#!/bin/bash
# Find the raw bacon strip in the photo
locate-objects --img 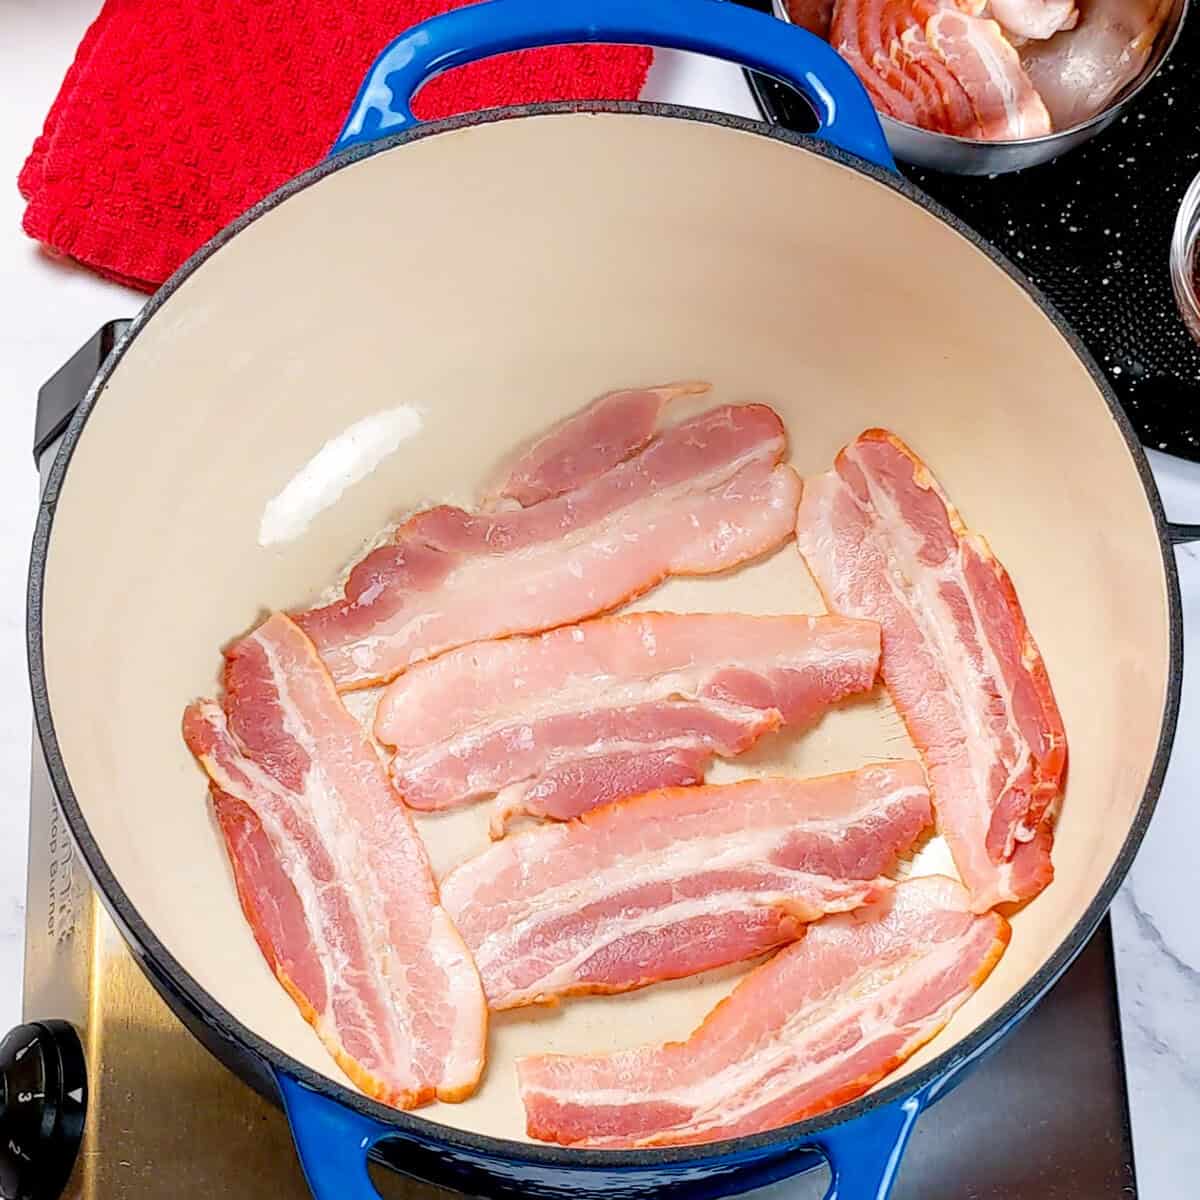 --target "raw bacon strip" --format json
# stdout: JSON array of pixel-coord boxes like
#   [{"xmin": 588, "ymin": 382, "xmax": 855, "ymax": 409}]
[
  {"xmin": 294, "ymin": 404, "xmax": 803, "ymax": 690},
  {"xmin": 925, "ymin": 10, "xmax": 1052, "ymax": 137},
  {"xmin": 373, "ymin": 611, "xmax": 882, "ymax": 830},
  {"xmin": 896, "ymin": 23, "xmax": 984, "ymax": 138},
  {"xmin": 832, "ymin": 0, "xmax": 928, "ymax": 127},
  {"xmin": 483, "ymin": 382, "xmax": 710, "ymax": 508},
  {"xmin": 891, "ymin": 0, "xmax": 988, "ymax": 135},
  {"xmin": 835, "ymin": 0, "xmax": 991, "ymax": 133},
  {"xmin": 831, "ymin": 0, "xmax": 1051, "ymax": 139},
  {"xmin": 182, "ymin": 613, "xmax": 486, "ymax": 1110},
  {"xmin": 795, "ymin": 430, "xmax": 1067, "ymax": 911},
  {"xmin": 518, "ymin": 876, "xmax": 1009, "ymax": 1147},
  {"xmin": 441, "ymin": 764, "xmax": 932, "ymax": 1010}
]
